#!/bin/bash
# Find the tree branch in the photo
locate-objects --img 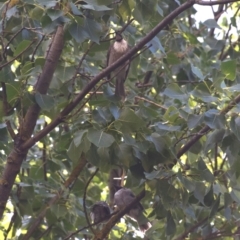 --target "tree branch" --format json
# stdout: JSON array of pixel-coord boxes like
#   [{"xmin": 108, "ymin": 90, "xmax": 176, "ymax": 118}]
[
  {"xmin": 22, "ymin": 154, "xmax": 87, "ymax": 240},
  {"xmin": 177, "ymin": 93, "xmax": 240, "ymax": 159},
  {"xmin": 0, "ymin": 39, "xmax": 37, "ymax": 70},
  {"xmin": 20, "ymin": 0, "xmax": 197, "ymax": 151},
  {"xmin": 93, "ymin": 190, "xmax": 145, "ymax": 240},
  {"xmin": 174, "ymin": 206, "xmax": 224, "ymax": 240},
  {"xmin": 0, "ymin": 25, "xmax": 64, "ymax": 219},
  {"xmin": 197, "ymin": 0, "xmax": 240, "ymax": 5},
  {"xmin": 83, "ymin": 168, "xmax": 99, "ymax": 236}
]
